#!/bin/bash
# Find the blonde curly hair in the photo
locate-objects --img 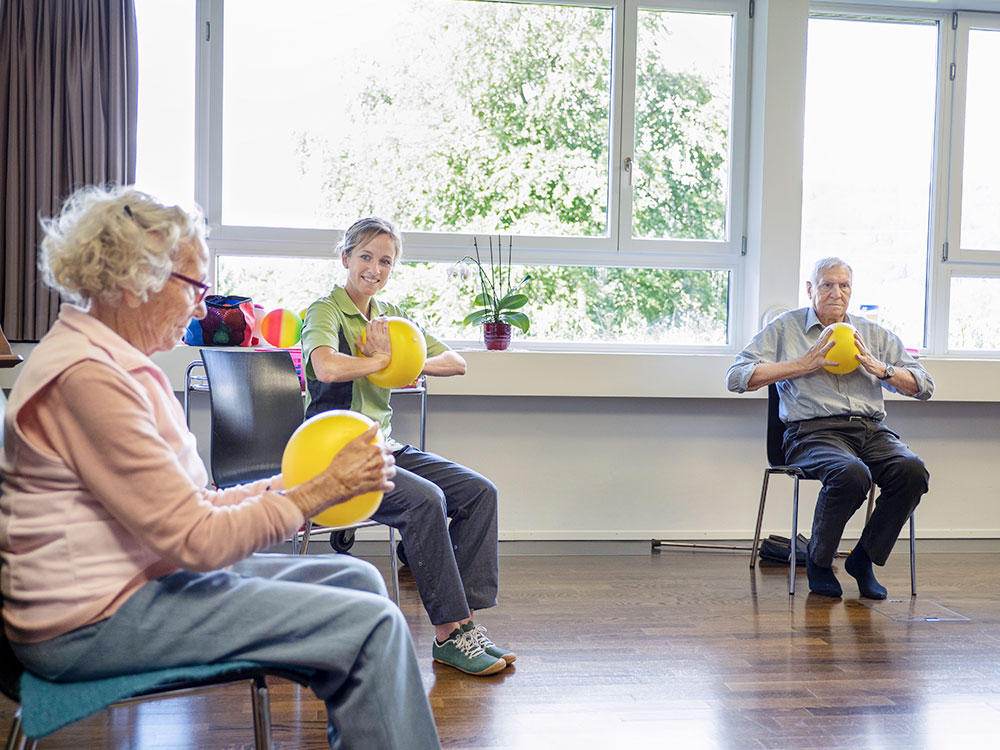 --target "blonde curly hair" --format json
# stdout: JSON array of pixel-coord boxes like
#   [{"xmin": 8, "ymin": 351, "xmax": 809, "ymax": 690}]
[{"xmin": 39, "ymin": 185, "xmax": 206, "ymax": 307}]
